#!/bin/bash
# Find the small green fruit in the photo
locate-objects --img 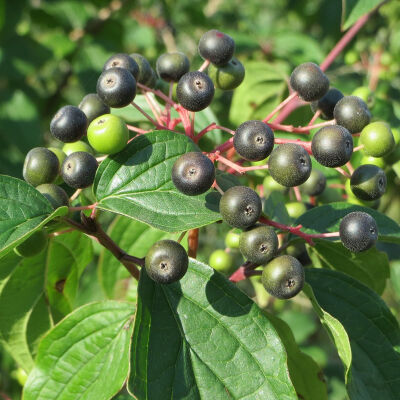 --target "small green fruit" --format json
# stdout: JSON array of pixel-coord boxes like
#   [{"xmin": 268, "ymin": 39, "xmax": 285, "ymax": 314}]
[
  {"xmin": 62, "ymin": 141, "xmax": 93, "ymax": 156},
  {"xmin": 360, "ymin": 121, "xmax": 395, "ymax": 157},
  {"xmin": 209, "ymin": 249, "xmax": 233, "ymax": 272}
]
